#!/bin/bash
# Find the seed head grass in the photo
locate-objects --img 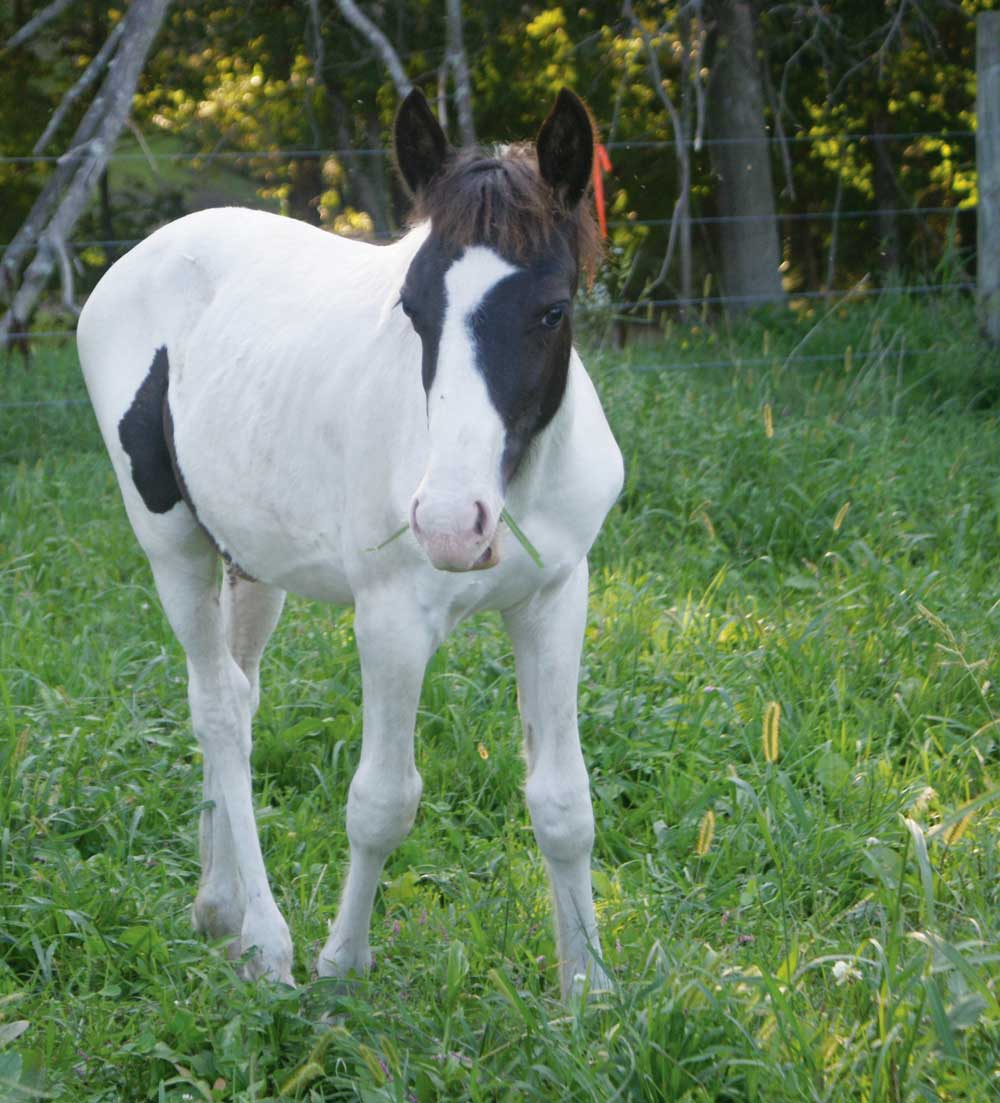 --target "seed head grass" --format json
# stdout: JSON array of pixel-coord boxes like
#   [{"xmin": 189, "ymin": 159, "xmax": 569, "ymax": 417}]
[{"xmin": 1, "ymin": 293, "xmax": 998, "ymax": 1100}]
